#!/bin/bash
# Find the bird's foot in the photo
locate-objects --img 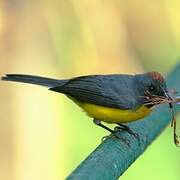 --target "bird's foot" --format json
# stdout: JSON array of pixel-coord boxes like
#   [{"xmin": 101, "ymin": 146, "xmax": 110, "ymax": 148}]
[{"xmin": 114, "ymin": 124, "xmax": 140, "ymax": 141}]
